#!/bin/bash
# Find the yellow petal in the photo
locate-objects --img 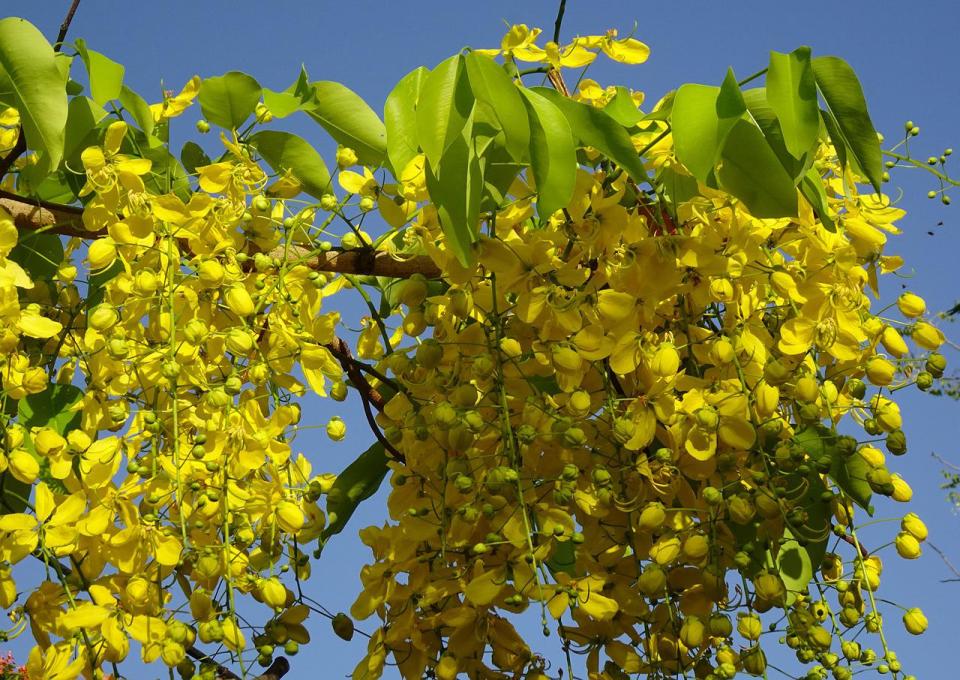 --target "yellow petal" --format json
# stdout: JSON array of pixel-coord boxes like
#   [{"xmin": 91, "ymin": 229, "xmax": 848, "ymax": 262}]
[
  {"xmin": 59, "ymin": 603, "xmax": 110, "ymax": 631},
  {"xmin": 18, "ymin": 311, "xmax": 63, "ymax": 338},
  {"xmin": 603, "ymin": 38, "xmax": 651, "ymax": 64},
  {"xmin": 465, "ymin": 566, "xmax": 506, "ymax": 606}
]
